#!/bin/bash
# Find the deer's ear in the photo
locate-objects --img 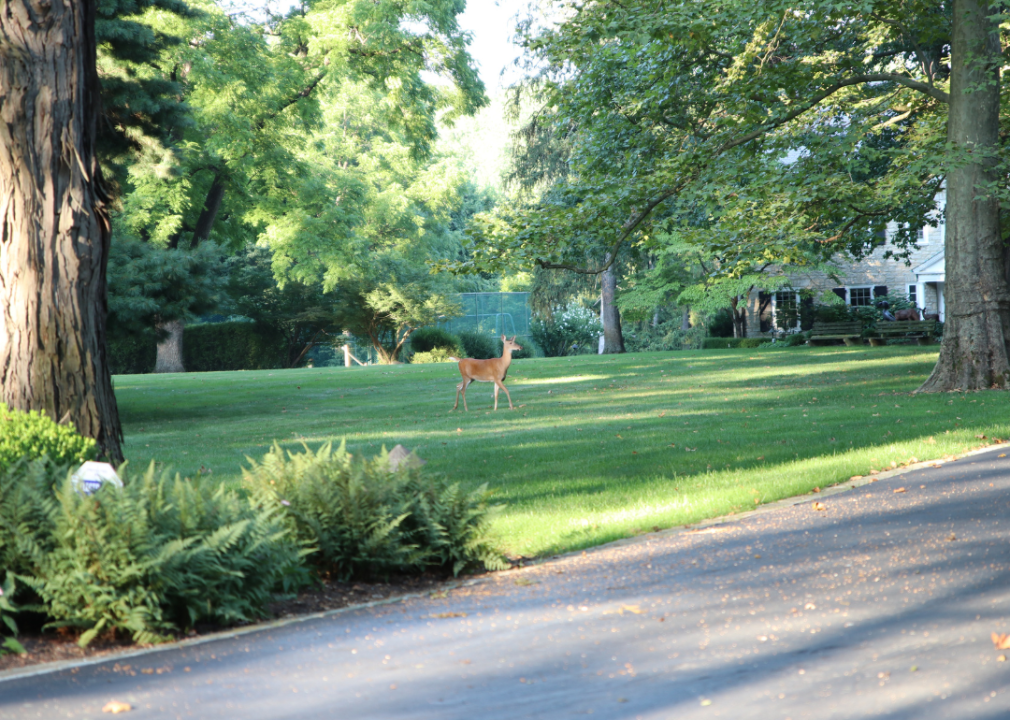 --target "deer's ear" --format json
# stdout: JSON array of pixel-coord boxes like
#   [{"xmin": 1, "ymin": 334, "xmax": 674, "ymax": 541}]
[
  {"xmin": 510, "ymin": 335, "xmax": 516, "ymax": 342},
  {"xmin": 501, "ymin": 334, "xmax": 506, "ymax": 342}
]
